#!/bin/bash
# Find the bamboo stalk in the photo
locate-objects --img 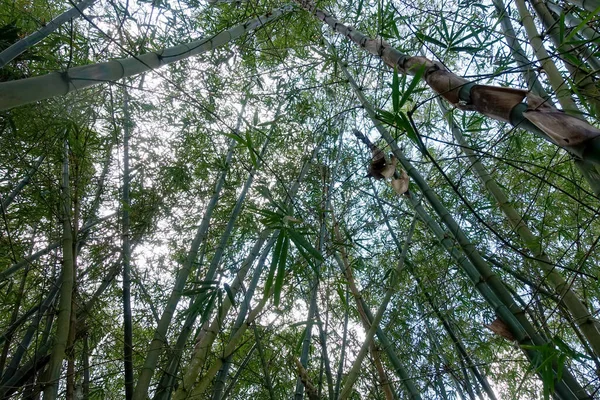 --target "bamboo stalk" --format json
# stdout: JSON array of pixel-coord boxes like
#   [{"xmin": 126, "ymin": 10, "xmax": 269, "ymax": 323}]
[
  {"xmin": 0, "ymin": 0, "xmax": 97, "ymax": 68},
  {"xmin": 0, "ymin": 6, "xmax": 293, "ymax": 111},
  {"xmin": 438, "ymin": 98, "xmax": 600, "ymax": 357}
]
